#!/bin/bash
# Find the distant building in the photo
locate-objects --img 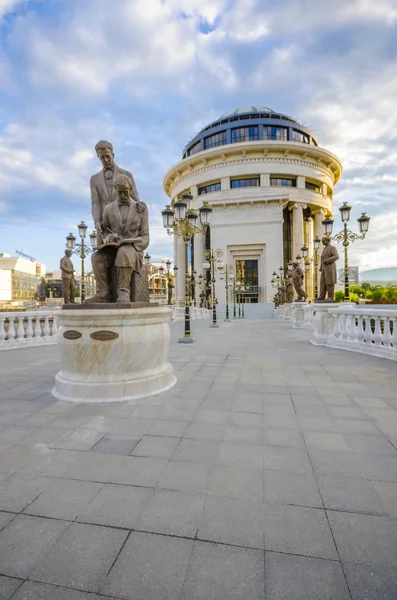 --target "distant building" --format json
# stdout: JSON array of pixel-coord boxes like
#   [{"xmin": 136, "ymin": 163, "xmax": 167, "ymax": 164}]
[
  {"xmin": 338, "ymin": 266, "xmax": 359, "ymax": 285},
  {"xmin": 0, "ymin": 253, "xmax": 45, "ymax": 308}
]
